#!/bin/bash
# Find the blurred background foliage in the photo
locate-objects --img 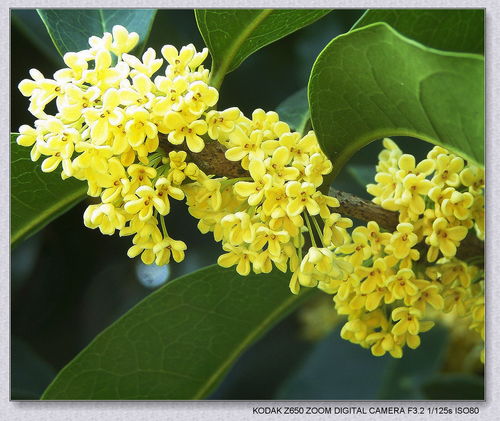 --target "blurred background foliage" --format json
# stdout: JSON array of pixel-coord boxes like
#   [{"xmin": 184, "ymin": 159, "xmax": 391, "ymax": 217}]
[{"xmin": 11, "ymin": 9, "xmax": 483, "ymax": 400}]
